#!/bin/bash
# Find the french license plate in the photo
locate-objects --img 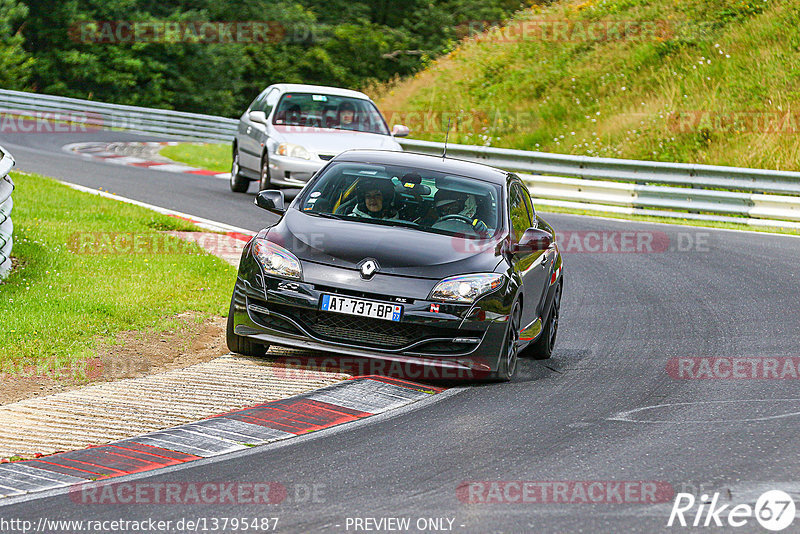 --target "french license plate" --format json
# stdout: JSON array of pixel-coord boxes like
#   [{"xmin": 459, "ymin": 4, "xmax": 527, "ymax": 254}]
[{"xmin": 320, "ymin": 294, "xmax": 402, "ymax": 322}]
